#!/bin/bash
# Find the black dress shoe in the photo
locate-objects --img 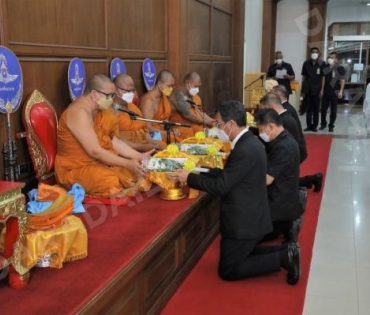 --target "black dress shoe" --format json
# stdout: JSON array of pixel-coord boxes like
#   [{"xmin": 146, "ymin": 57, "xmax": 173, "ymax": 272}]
[
  {"xmin": 313, "ymin": 173, "xmax": 323, "ymax": 192},
  {"xmin": 286, "ymin": 216, "xmax": 303, "ymax": 243},
  {"xmin": 280, "ymin": 243, "xmax": 301, "ymax": 285},
  {"xmin": 328, "ymin": 127, "xmax": 334, "ymax": 132},
  {"xmin": 303, "ymin": 127, "xmax": 311, "ymax": 132},
  {"xmin": 311, "ymin": 127, "xmax": 318, "ymax": 132},
  {"xmin": 319, "ymin": 125, "xmax": 326, "ymax": 130}
]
